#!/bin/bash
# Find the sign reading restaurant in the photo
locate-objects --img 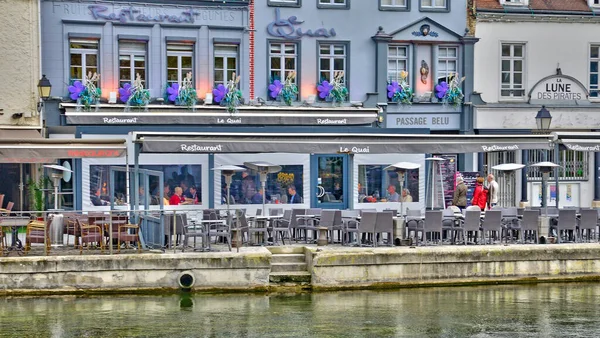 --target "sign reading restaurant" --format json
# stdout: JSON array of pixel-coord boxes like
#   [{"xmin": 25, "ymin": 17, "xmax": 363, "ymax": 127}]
[{"xmin": 529, "ymin": 75, "xmax": 588, "ymax": 102}]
